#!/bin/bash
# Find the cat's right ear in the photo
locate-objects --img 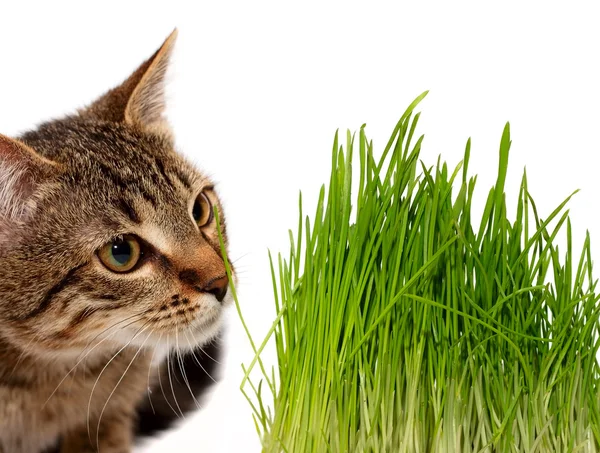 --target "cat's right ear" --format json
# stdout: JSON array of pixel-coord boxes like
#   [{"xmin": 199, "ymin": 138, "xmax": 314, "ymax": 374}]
[
  {"xmin": 0, "ymin": 134, "xmax": 55, "ymax": 224},
  {"xmin": 79, "ymin": 30, "xmax": 177, "ymax": 136}
]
